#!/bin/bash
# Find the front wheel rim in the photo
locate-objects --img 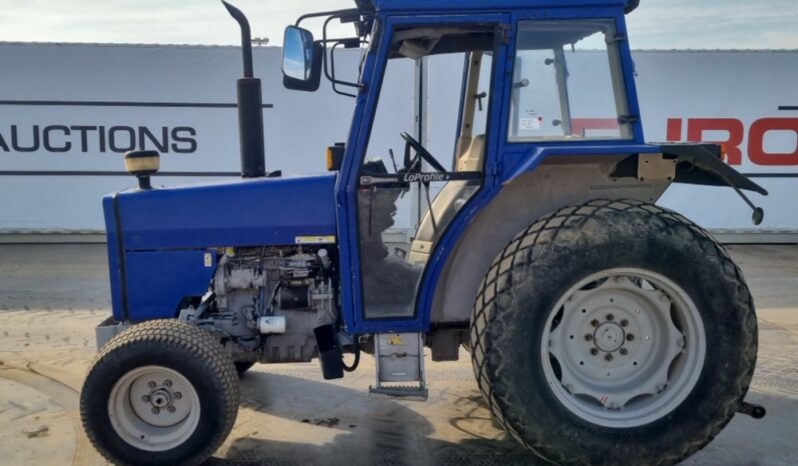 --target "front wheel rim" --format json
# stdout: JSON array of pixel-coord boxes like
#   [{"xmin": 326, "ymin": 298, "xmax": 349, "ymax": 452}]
[
  {"xmin": 541, "ymin": 268, "xmax": 706, "ymax": 428},
  {"xmin": 108, "ymin": 365, "xmax": 201, "ymax": 451}
]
